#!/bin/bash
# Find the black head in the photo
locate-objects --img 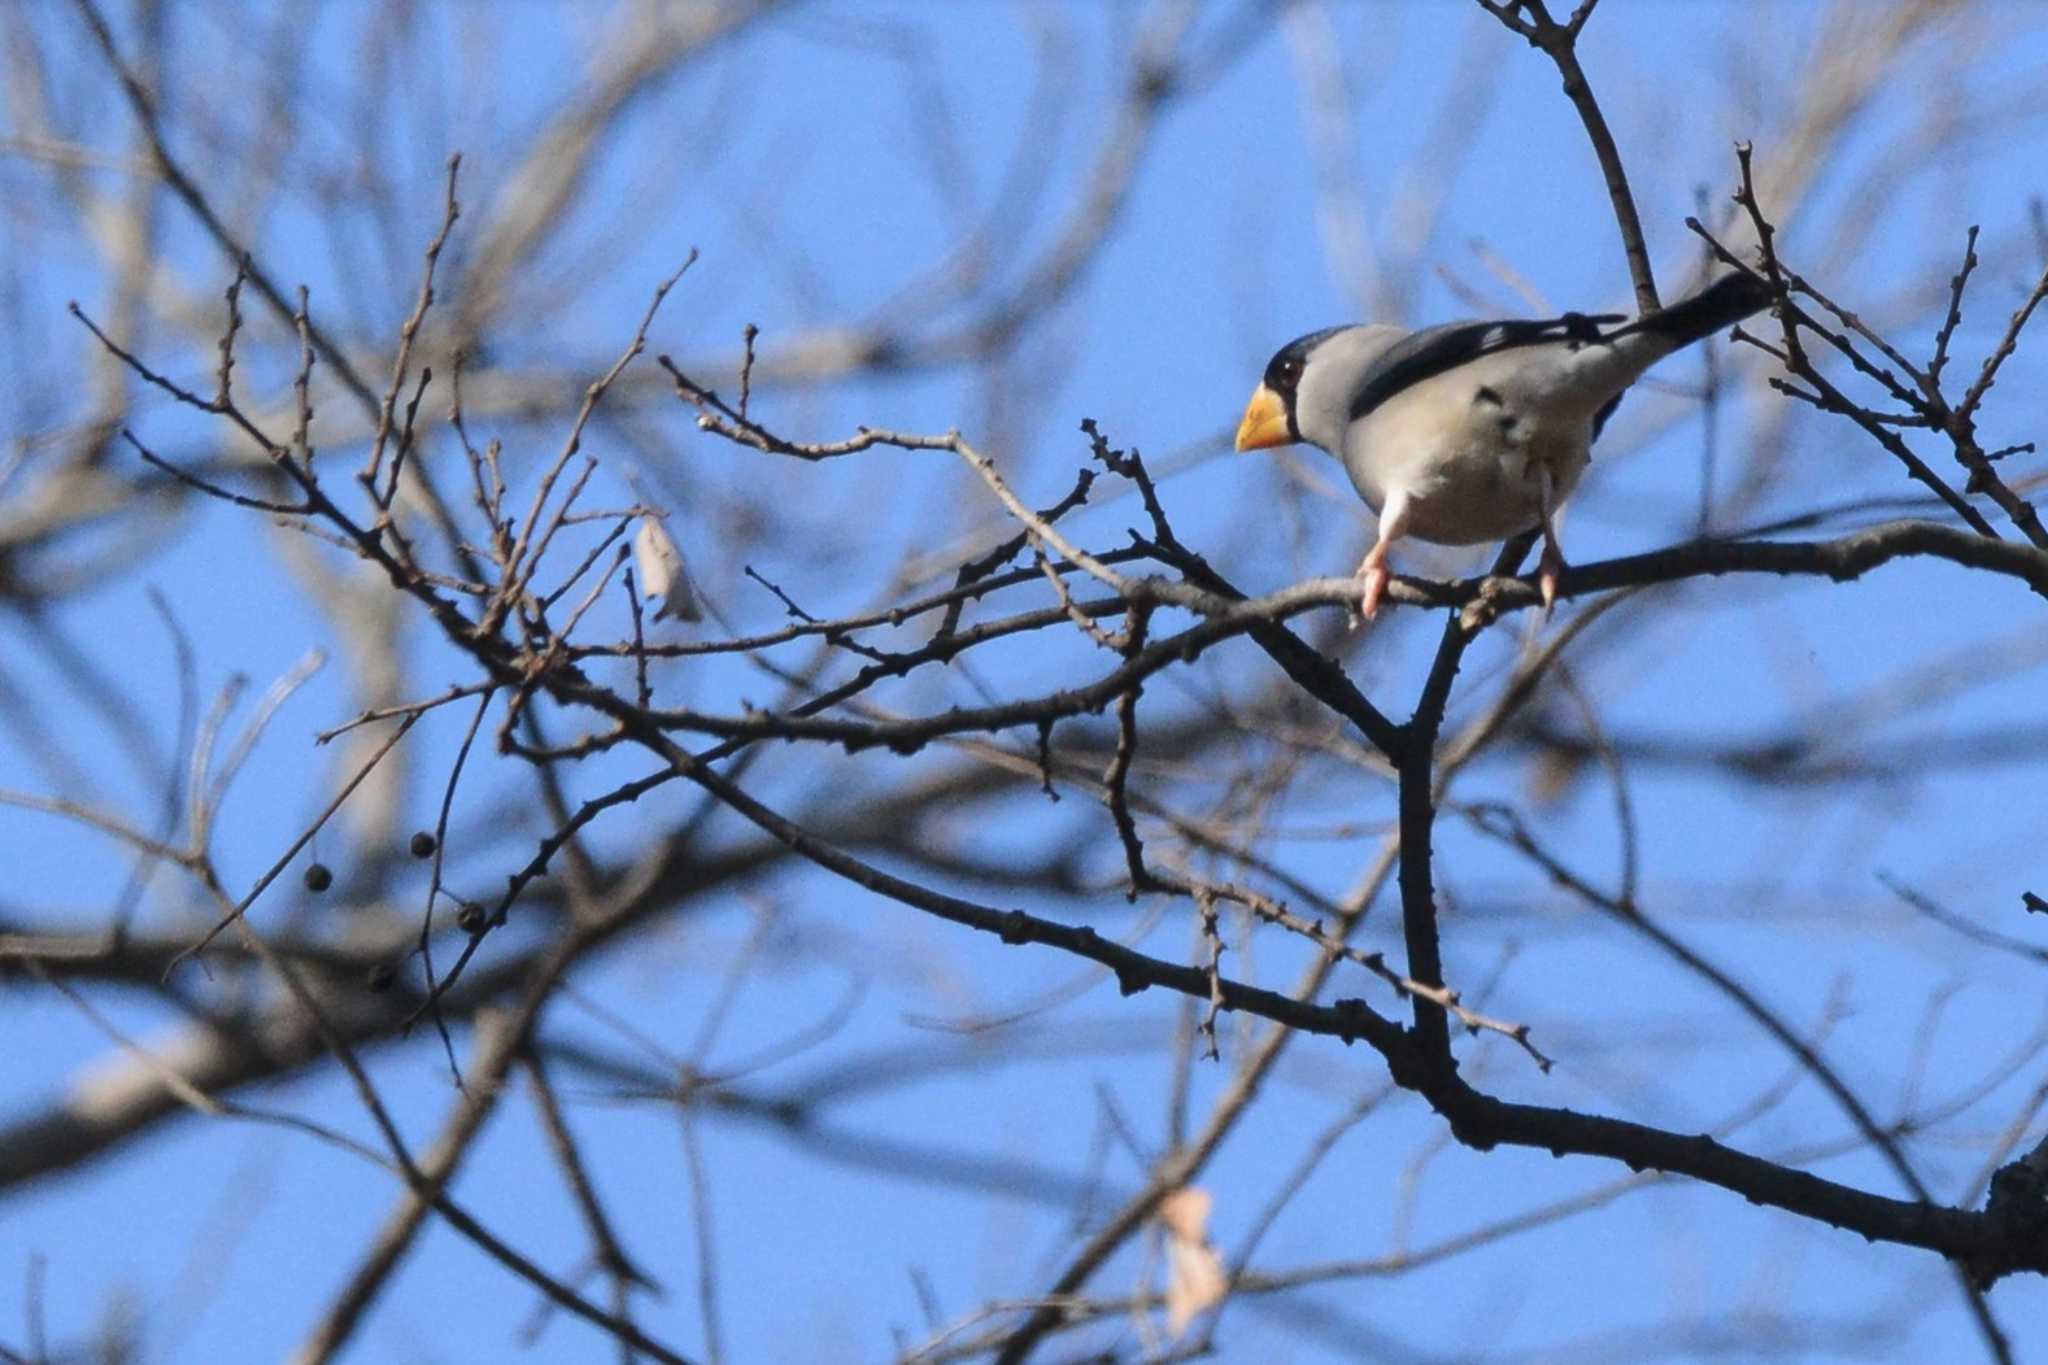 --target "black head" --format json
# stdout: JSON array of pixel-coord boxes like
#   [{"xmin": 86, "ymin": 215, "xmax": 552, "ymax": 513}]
[{"xmin": 1259, "ymin": 327, "xmax": 1347, "ymax": 441}]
